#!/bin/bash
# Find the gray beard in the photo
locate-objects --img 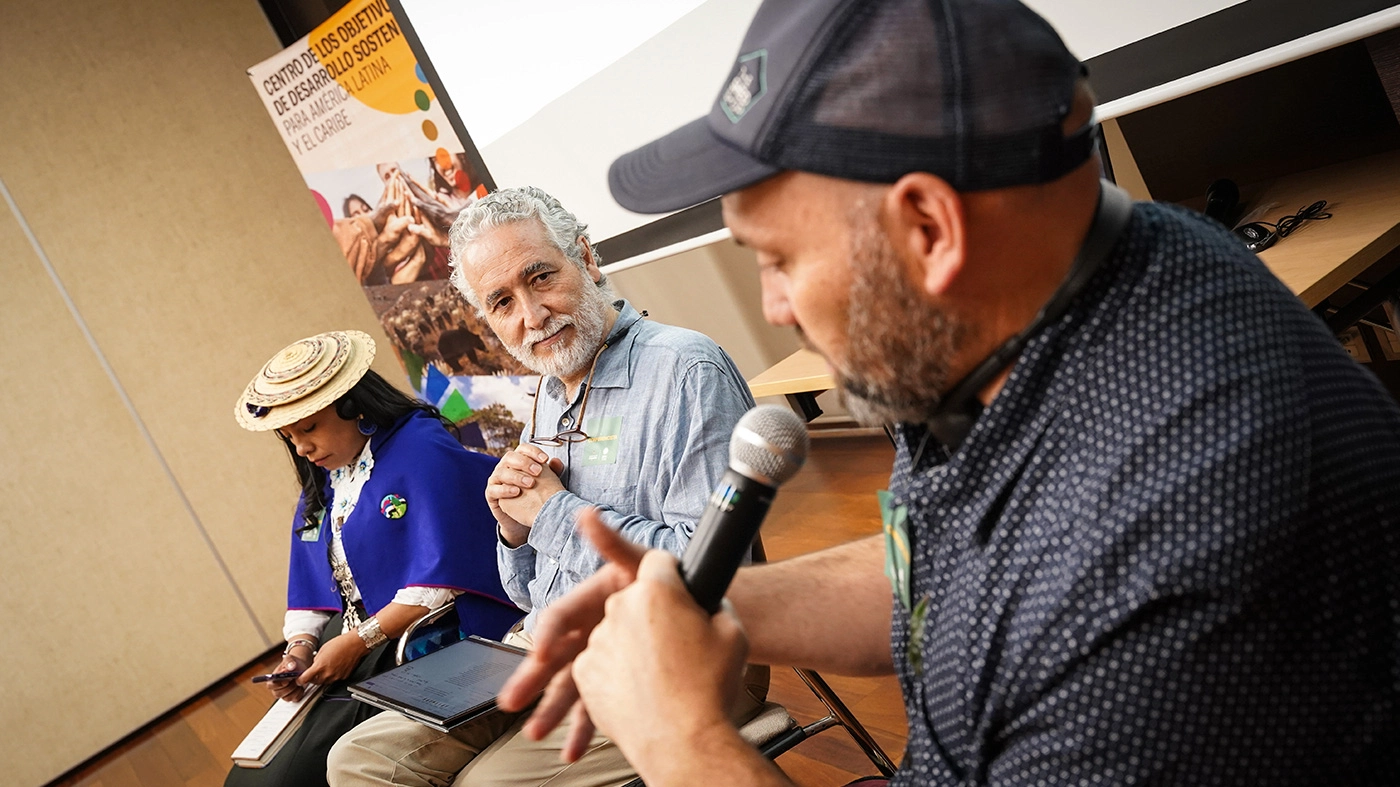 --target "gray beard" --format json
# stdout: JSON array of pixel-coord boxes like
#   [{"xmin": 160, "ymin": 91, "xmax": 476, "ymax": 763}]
[
  {"xmin": 505, "ymin": 285, "xmax": 612, "ymax": 380},
  {"xmin": 834, "ymin": 215, "xmax": 968, "ymax": 427}
]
